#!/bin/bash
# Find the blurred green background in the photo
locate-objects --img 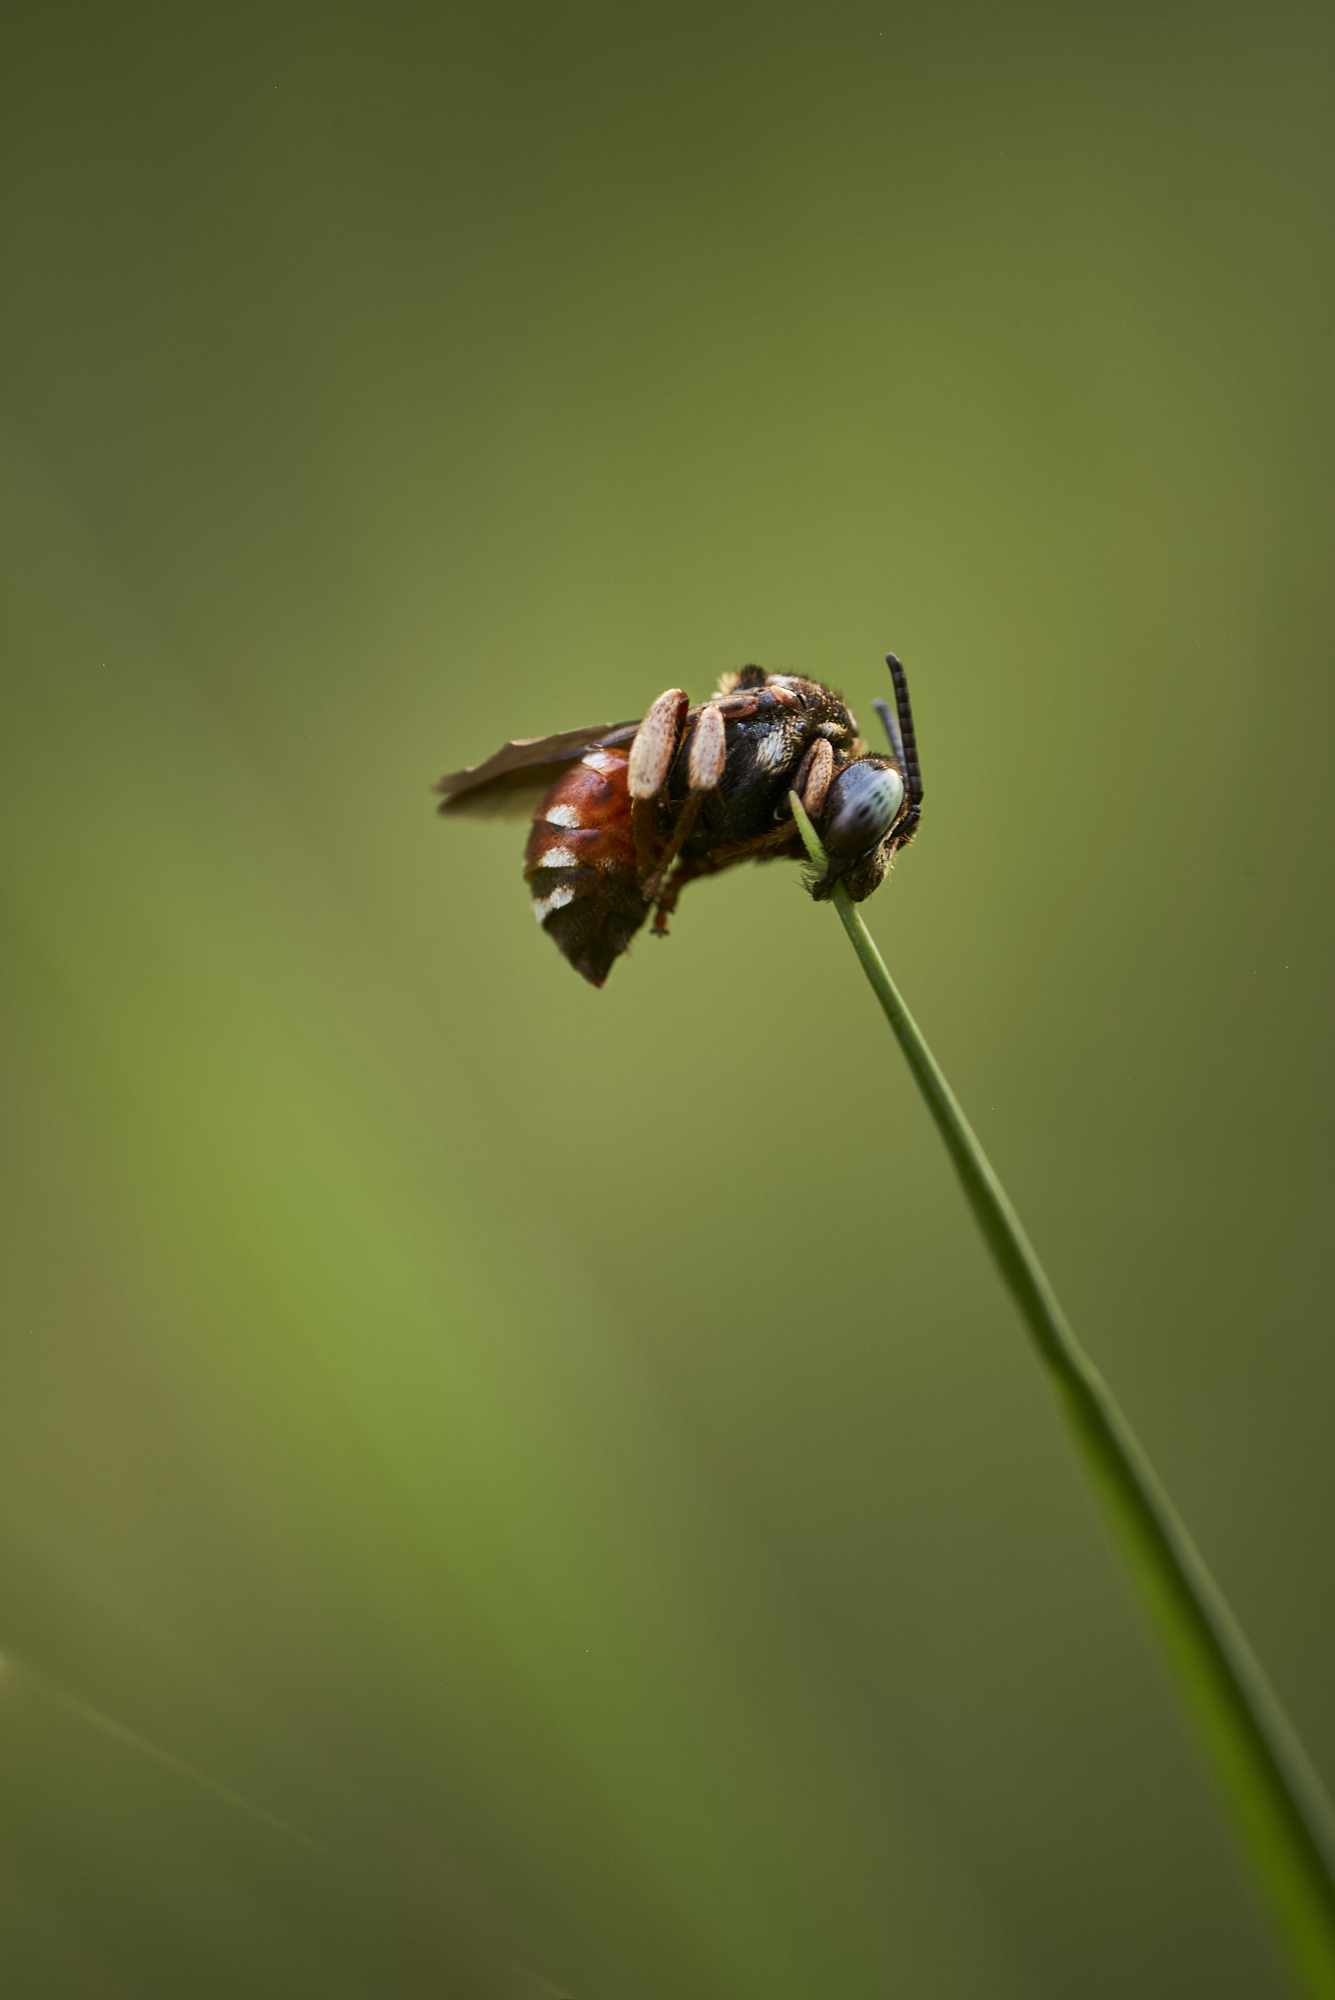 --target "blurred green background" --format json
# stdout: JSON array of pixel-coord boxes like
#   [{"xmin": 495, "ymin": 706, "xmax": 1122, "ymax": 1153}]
[{"xmin": 2, "ymin": 1, "xmax": 1333, "ymax": 1993}]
